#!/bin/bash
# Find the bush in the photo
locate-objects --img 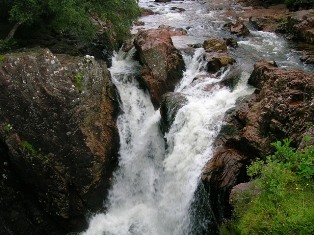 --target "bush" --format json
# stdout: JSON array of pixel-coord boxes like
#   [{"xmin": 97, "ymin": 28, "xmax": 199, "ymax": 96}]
[{"xmin": 222, "ymin": 138, "xmax": 314, "ymax": 235}]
